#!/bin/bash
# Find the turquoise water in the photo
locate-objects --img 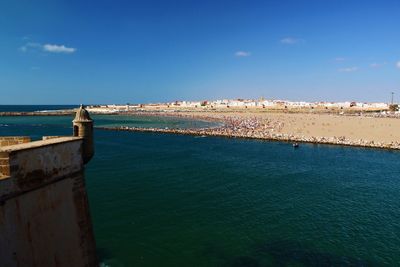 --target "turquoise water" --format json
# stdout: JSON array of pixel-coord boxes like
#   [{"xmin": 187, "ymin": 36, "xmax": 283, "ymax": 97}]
[
  {"xmin": 1, "ymin": 116, "xmax": 400, "ymax": 266},
  {"xmin": 0, "ymin": 105, "xmax": 78, "ymax": 112},
  {"xmin": 0, "ymin": 115, "xmax": 219, "ymax": 135}
]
